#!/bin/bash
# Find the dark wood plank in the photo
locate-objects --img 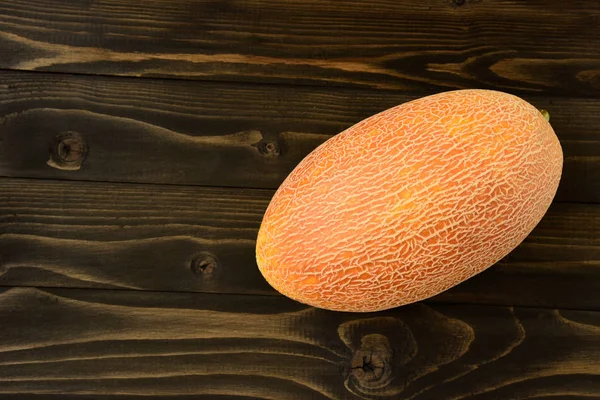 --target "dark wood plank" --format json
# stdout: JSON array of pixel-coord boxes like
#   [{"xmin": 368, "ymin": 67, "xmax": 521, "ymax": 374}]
[
  {"xmin": 0, "ymin": 71, "xmax": 598, "ymax": 202},
  {"xmin": 0, "ymin": 178, "xmax": 274, "ymax": 295},
  {"xmin": 0, "ymin": 0, "xmax": 599, "ymax": 96},
  {"xmin": 2, "ymin": 177, "xmax": 600, "ymax": 311},
  {"xmin": 0, "ymin": 396, "xmax": 264, "ymax": 400},
  {"xmin": 0, "ymin": 396, "xmax": 274, "ymax": 400},
  {"xmin": 0, "ymin": 287, "xmax": 599, "ymax": 399}
]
